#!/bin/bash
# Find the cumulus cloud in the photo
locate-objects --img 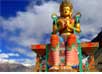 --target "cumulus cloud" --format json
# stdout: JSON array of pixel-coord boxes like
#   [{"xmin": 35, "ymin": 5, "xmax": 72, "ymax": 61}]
[
  {"xmin": 80, "ymin": 38, "xmax": 90, "ymax": 42},
  {"xmin": 0, "ymin": 58, "xmax": 17, "ymax": 63},
  {"xmin": 22, "ymin": 58, "xmax": 35, "ymax": 66},
  {"xmin": 8, "ymin": 53, "xmax": 19, "ymax": 57},
  {"xmin": 10, "ymin": 47, "xmax": 36, "ymax": 58},
  {"xmin": 7, "ymin": 58, "xmax": 35, "ymax": 65},
  {"xmin": 0, "ymin": 53, "xmax": 20, "ymax": 59},
  {"xmin": 0, "ymin": 53, "xmax": 9, "ymax": 59},
  {"xmin": 0, "ymin": 58, "xmax": 34, "ymax": 65},
  {"xmin": 0, "ymin": 52, "xmax": 35, "ymax": 65}
]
